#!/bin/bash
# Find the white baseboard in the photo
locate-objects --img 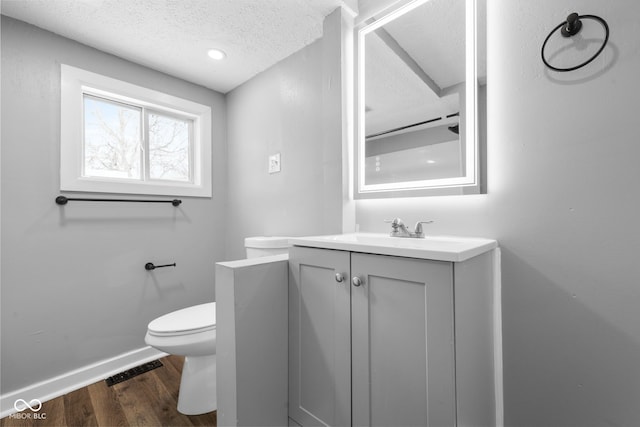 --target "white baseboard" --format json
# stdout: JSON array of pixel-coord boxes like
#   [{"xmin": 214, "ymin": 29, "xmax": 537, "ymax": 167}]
[{"xmin": 0, "ymin": 346, "xmax": 167, "ymax": 418}]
